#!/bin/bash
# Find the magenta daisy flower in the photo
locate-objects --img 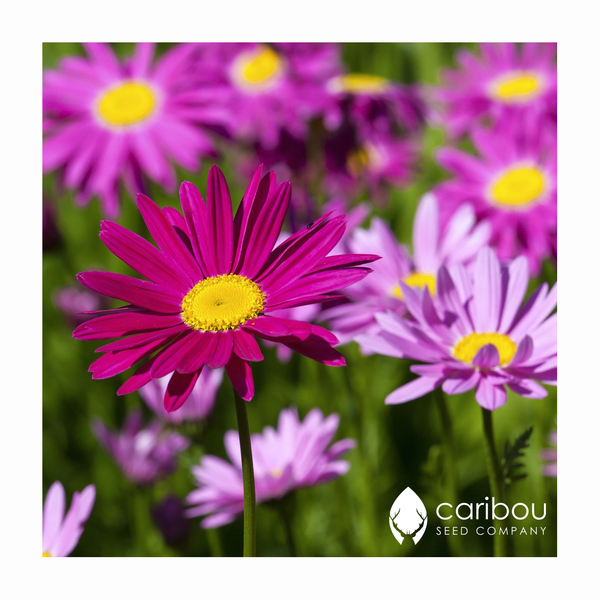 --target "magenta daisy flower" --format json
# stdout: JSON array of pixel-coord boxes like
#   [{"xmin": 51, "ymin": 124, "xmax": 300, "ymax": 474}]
[
  {"xmin": 43, "ymin": 43, "xmax": 223, "ymax": 217},
  {"xmin": 357, "ymin": 248, "xmax": 556, "ymax": 410},
  {"xmin": 192, "ymin": 43, "xmax": 342, "ymax": 148},
  {"xmin": 434, "ymin": 113, "xmax": 556, "ymax": 275},
  {"xmin": 43, "ymin": 481, "xmax": 95, "ymax": 557},
  {"xmin": 73, "ymin": 165, "xmax": 378, "ymax": 410},
  {"xmin": 434, "ymin": 43, "xmax": 556, "ymax": 137},
  {"xmin": 92, "ymin": 411, "xmax": 189, "ymax": 486},
  {"xmin": 322, "ymin": 193, "xmax": 490, "ymax": 345},
  {"xmin": 186, "ymin": 407, "xmax": 355, "ymax": 528},
  {"xmin": 140, "ymin": 368, "xmax": 224, "ymax": 424}
]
